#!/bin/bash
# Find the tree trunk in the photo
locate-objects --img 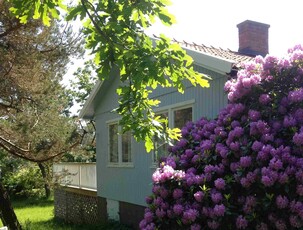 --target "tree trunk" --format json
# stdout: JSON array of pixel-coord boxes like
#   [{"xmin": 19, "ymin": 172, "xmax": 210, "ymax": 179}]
[
  {"xmin": 0, "ymin": 181, "xmax": 22, "ymax": 230},
  {"xmin": 38, "ymin": 163, "xmax": 51, "ymax": 199}
]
